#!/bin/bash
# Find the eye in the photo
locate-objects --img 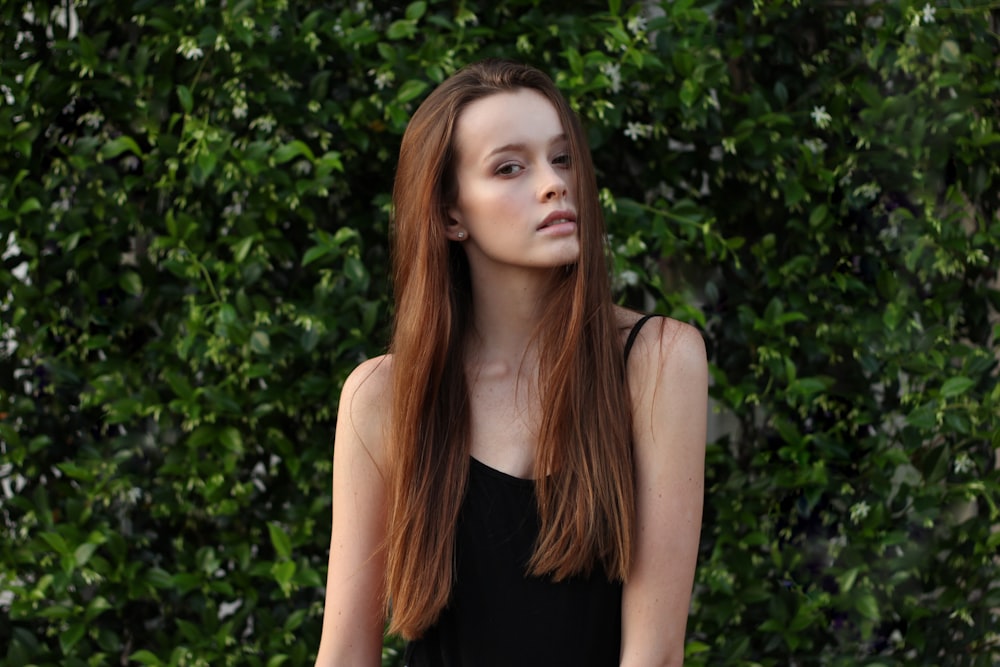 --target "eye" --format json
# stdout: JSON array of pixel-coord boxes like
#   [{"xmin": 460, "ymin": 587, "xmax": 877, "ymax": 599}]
[
  {"xmin": 495, "ymin": 162, "xmax": 523, "ymax": 176},
  {"xmin": 552, "ymin": 153, "xmax": 571, "ymax": 168}
]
